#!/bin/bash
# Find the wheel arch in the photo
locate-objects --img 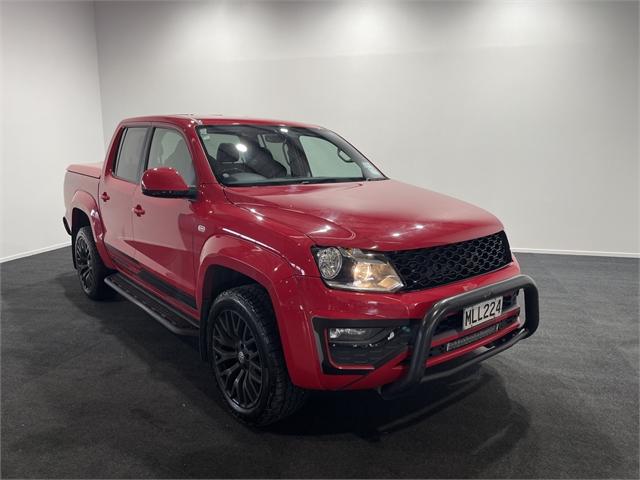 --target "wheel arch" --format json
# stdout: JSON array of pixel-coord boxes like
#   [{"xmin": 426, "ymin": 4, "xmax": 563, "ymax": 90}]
[
  {"xmin": 70, "ymin": 208, "xmax": 91, "ymax": 268},
  {"xmin": 68, "ymin": 190, "xmax": 114, "ymax": 269},
  {"xmin": 196, "ymin": 234, "xmax": 300, "ymax": 368},
  {"xmin": 71, "ymin": 208, "xmax": 91, "ymax": 236}
]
